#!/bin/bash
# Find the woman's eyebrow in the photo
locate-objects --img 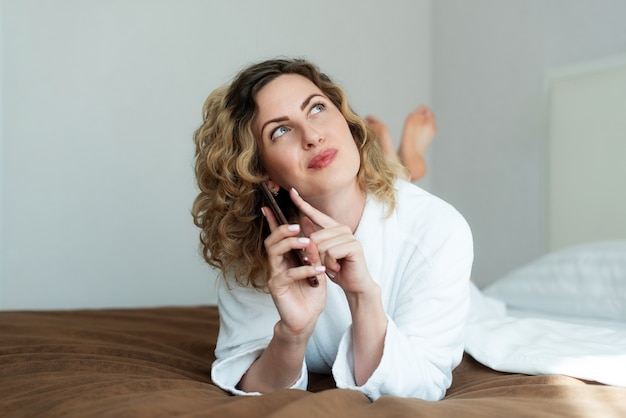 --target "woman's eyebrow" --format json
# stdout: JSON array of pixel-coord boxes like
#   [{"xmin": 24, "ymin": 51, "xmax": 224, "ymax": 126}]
[
  {"xmin": 259, "ymin": 94, "xmax": 324, "ymax": 134},
  {"xmin": 300, "ymin": 94, "xmax": 323, "ymax": 111},
  {"xmin": 260, "ymin": 117, "xmax": 288, "ymax": 135}
]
